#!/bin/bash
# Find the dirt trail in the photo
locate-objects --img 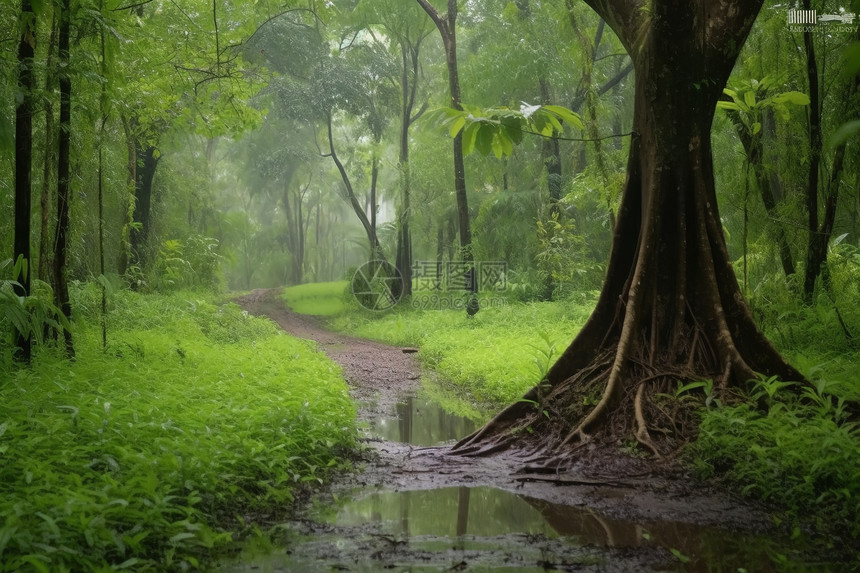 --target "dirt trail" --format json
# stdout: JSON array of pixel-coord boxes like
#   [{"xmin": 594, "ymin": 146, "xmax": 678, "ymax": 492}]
[{"xmin": 231, "ymin": 288, "xmax": 800, "ymax": 572}]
